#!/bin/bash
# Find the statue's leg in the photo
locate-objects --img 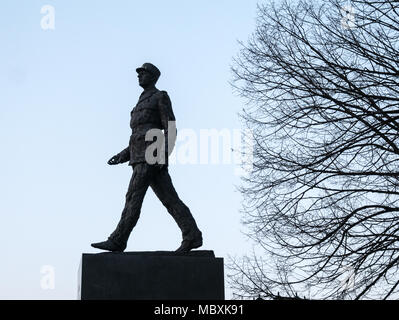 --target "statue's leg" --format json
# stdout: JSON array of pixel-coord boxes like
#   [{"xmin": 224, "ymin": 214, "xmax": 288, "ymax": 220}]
[
  {"xmin": 150, "ymin": 166, "xmax": 202, "ymax": 242},
  {"xmin": 108, "ymin": 163, "xmax": 153, "ymax": 248}
]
